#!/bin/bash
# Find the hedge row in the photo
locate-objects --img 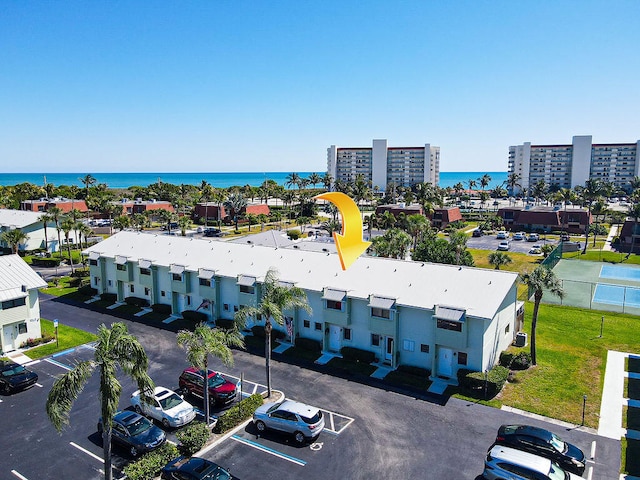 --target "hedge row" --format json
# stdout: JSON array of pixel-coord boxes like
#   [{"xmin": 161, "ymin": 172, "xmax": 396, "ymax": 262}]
[
  {"xmin": 216, "ymin": 318, "xmax": 237, "ymax": 330},
  {"xmin": 78, "ymin": 285, "xmax": 97, "ymax": 297},
  {"xmin": 340, "ymin": 346, "xmax": 376, "ymax": 364},
  {"xmin": 295, "ymin": 337, "xmax": 322, "ymax": 352},
  {"xmin": 181, "ymin": 310, "xmax": 208, "ymax": 323},
  {"xmin": 457, "ymin": 365, "xmax": 509, "ymax": 398},
  {"xmin": 100, "ymin": 292, "xmax": 117, "ymax": 302},
  {"xmin": 122, "ymin": 442, "xmax": 179, "ymax": 480},
  {"xmin": 125, "ymin": 296, "xmax": 150, "ymax": 308},
  {"xmin": 151, "ymin": 303, "xmax": 172, "ymax": 314},
  {"xmin": 499, "ymin": 351, "xmax": 532, "ymax": 371},
  {"xmin": 251, "ymin": 325, "xmax": 286, "ymax": 340},
  {"xmin": 176, "ymin": 422, "xmax": 210, "ymax": 456},
  {"xmin": 213, "ymin": 393, "xmax": 264, "ymax": 434},
  {"xmin": 396, "ymin": 364, "xmax": 430, "ymax": 378}
]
